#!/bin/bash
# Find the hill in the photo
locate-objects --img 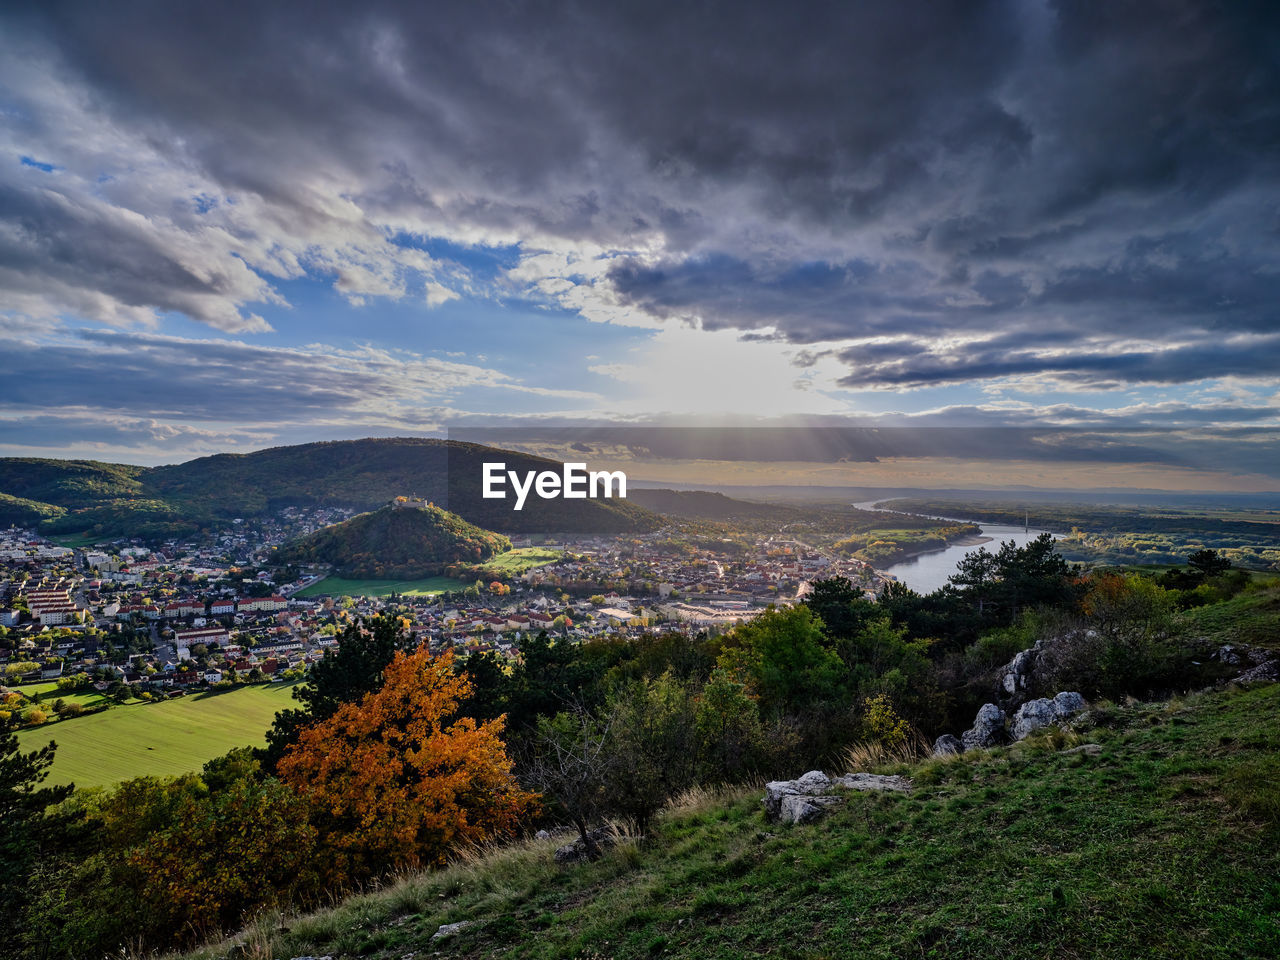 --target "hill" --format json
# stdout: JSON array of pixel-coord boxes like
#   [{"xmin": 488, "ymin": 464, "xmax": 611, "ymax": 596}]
[
  {"xmin": 176, "ymin": 681, "xmax": 1280, "ymax": 960},
  {"xmin": 628, "ymin": 487, "xmax": 804, "ymax": 522},
  {"xmin": 0, "ymin": 439, "xmax": 662, "ymax": 540},
  {"xmin": 276, "ymin": 501, "xmax": 511, "ymax": 578}
]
